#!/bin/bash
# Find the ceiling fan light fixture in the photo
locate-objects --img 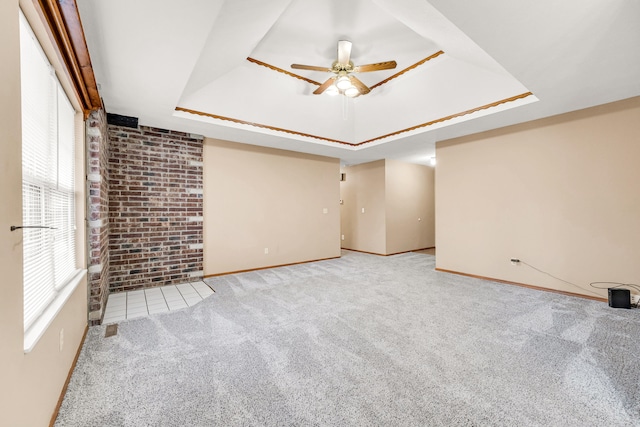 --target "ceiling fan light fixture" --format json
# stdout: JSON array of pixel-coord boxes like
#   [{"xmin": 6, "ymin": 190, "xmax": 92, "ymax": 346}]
[
  {"xmin": 325, "ymin": 85, "xmax": 339, "ymax": 96},
  {"xmin": 336, "ymin": 75, "xmax": 351, "ymax": 90},
  {"xmin": 292, "ymin": 40, "xmax": 395, "ymax": 97},
  {"xmin": 344, "ymin": 86, "xmax": 360, "ymax": 97}
]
